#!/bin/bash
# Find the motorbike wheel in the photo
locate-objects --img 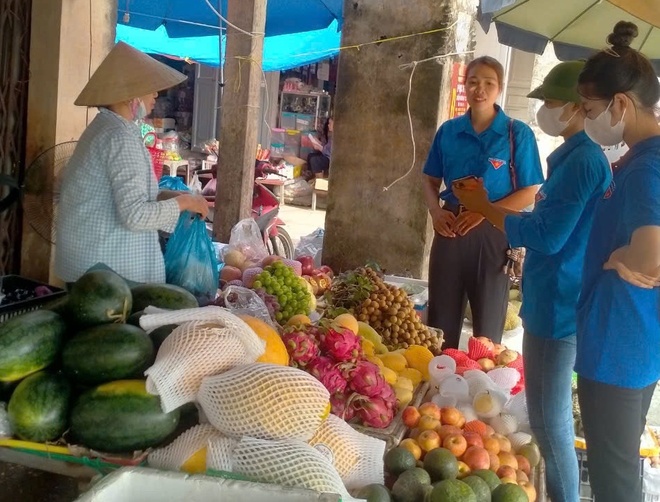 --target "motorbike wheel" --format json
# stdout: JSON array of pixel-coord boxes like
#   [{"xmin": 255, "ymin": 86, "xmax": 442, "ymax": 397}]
[{"xmin": 268, "ymin": 226, "xmax": 294, "ymax": 259}]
